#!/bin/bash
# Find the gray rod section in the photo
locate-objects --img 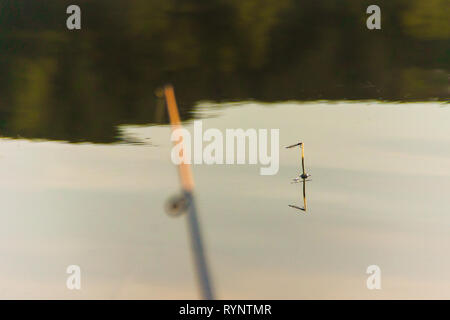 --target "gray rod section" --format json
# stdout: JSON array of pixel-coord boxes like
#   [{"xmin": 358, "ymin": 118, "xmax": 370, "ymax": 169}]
[{"xmin": 184, "ymin": 190, "xmax": 214, "ymax": 300}]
